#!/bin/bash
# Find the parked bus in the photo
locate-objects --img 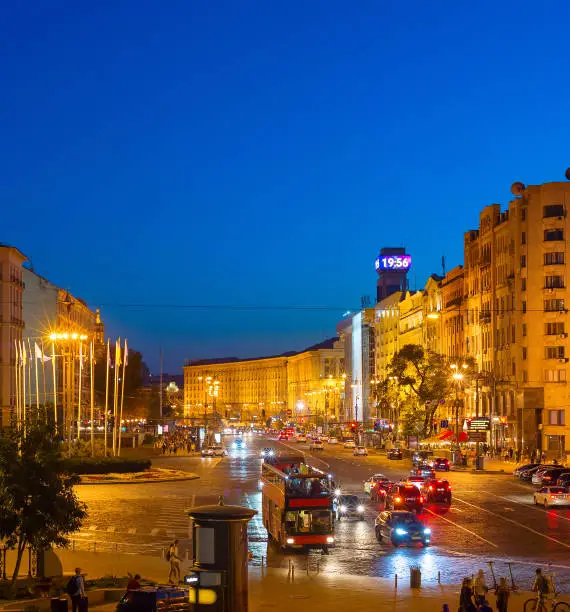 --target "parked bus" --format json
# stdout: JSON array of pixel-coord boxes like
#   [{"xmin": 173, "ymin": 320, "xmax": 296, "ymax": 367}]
[{"xmin": 260, "ymin": 453, "xmax": 335, "ymax": 552}]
